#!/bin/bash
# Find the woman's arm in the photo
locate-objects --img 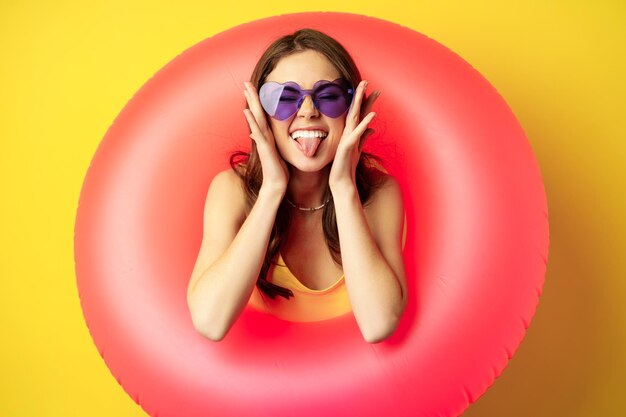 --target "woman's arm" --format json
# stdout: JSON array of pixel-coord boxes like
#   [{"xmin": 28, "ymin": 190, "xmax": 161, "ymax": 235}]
[
  {"xmin": 187, "ymin": 170, "xmax": 284, "ymax": 341},
  {"xmin": 331, "ymin": 176, "xmax": 407, "ymax": 343},
  {"xmin": 329, "ymin": 80, "xmax": 406, "ymax": 343},
  {"xmin": 188, "ymin": 82, "xmax": 290, "ymax": 341}
]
